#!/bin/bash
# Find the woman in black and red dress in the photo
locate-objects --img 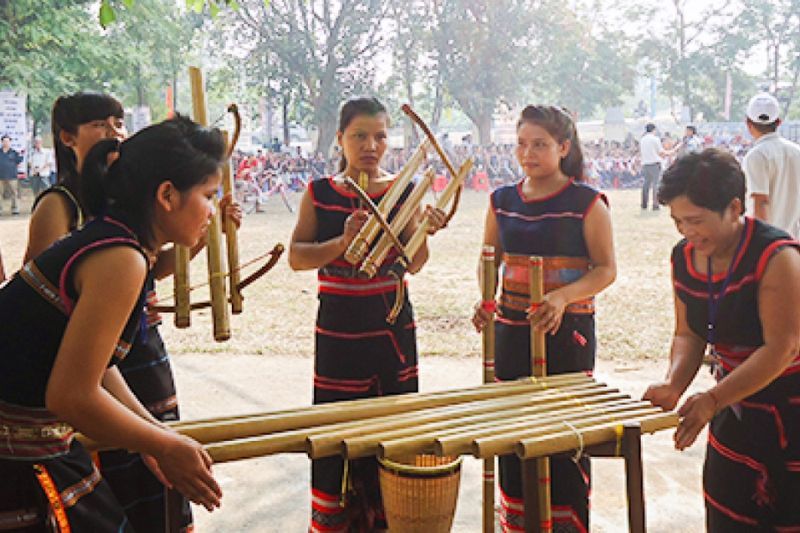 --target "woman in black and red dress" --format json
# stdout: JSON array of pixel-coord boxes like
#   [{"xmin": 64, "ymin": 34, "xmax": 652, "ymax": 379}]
[
  {"xmin": 289, "ymin": 97, "xmax": 446, "ymax": 532},
  {"xmin": 645, "ymin": 148, "xmax": 800, "ymax": 531}
]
